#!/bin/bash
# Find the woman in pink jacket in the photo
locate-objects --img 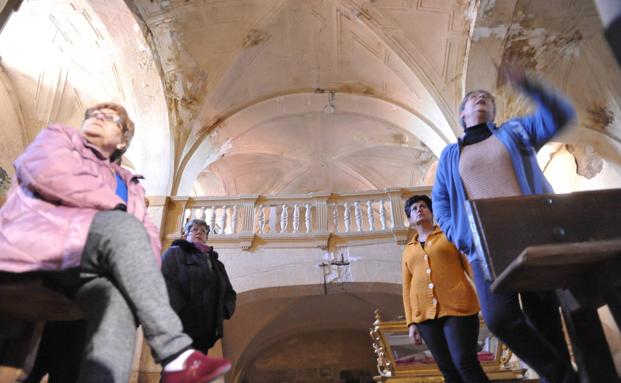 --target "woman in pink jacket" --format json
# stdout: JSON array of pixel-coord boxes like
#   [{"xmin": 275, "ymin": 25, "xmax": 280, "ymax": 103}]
[{"xmin": 0, "ymin": 103, "xmax": 230, "ymax": 383}]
